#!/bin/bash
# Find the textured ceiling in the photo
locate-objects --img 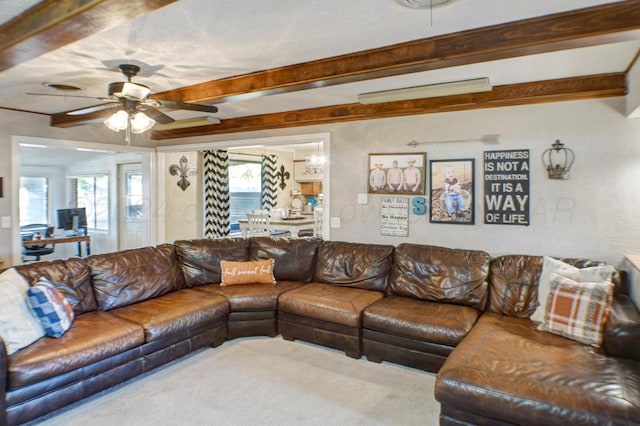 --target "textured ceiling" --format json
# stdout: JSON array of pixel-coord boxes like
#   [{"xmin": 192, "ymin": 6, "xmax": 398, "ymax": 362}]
[{"xmin": 2, "ymin": 0, "xmax": 638, "ymax": 147}]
